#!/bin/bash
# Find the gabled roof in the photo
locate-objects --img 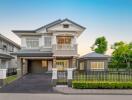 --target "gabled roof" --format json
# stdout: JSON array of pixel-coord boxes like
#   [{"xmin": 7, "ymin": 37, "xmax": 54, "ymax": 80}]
[
  {"xmin": 12, "ymin": 18, "xmax": 86, "ymax": 33},
  {"xmin": 0, "ymin": 34, "xmax": 20, "ymax": 49},
  {"xmin": 35, "ymin": 19, "xmax": 62, "ymax": 31},
  {"xmin": 80, "ymin": 52, "xmax": 110, "ymax": 59}
]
